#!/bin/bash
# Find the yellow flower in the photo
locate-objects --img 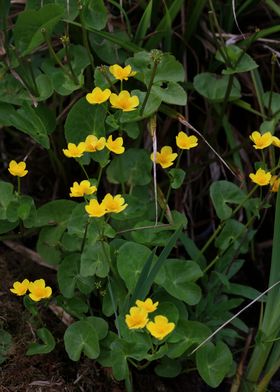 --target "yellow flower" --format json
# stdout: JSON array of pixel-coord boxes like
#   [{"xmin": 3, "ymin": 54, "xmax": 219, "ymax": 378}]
[
  {"xmin": 272, "ymin": 136, "xmax": 280, "ymax": 148},
  {"xmin": 176, "ymin": 132, "xmax": 198, "ymax": 150},
  {"xmin": 249, "ymin": 168, "xmax": 272, "ymax": 186},
  {"xmin": 270, "ymin": 175, "xmax": 280, "ymax": 192},
  {"xmin": 109, "ymin": 64, "xmax": 136, "ymax": 81},
  {"xmin": 102, "ymin": 193, "xmax": 127, "ymax": 213},
  {"xmin": 86, "ymin": 87, "xmax": 111, "ymax": 105},
  {"xmin": 110, "ymin": 90, "xmax": 139, "ymax": 112},
  {"xmin": 85, "ymin": 199, "xmax": 106, "ymax": 218},
  {"xmin": 136, "ymin": 298, "xmax": 159, "ymax": 313},
  {"xmin": 106, "ymin": 135, "xmax": 125, "ymax": 154},
  {"xmin": 70, "ymin": 180, "xmax": 97, "ymax": 197},
  {"xmin": 10, "ymin": 279, "xmax": 30, "ymax": 296},
  {"xmin": 125, "ymin": 306, "xmax": 149, "ymax": 329},
  {"xmin": 146, "ymin": 315, "xmax": 175, "ymax": 340},
  {"xmin": 28, "ymin": 279, "xmax": 52, "ymax": 302},
  {"xmin": 84, "ymin": 135, "xmax": 106, "ymax": 152},
  {"xmin": 8, "ymin": 160, "xmax": 28, "ymax": 177},
  {"xmin": 150, "ymin": 146, "xmax": 178, "ymax": 169},
  {"xmin": 63, "ymin": 142, "xmax": 86, "ymax": 158},
  {"xmin": 249, "ymin": 131, "xmax": 273, "ymax": 149}
]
